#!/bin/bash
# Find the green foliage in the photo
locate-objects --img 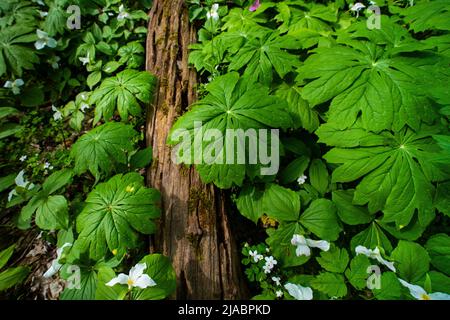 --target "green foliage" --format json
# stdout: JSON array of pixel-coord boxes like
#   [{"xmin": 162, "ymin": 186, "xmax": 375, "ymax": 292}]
[
  {"xmin": 185, "ymin": 0, "xmax": 450, "ymax": 300},
  {"xmin": 0, "ymin": 0, "xmax": 173, "ymax": 300},
  {"xmin": 0, "ymin": 26, "xmax": 38, "ymax": 77},
  {"xmin": 70, "ymin": 122, "xmax": 138, "ymax": 180},
  {"xmin": 73, "ymin": 173, "xmax": 160, "ymax": 260},
  {"xmin": 19, "ymin": 169, "xmax": 73, "ymax": 230},
  {"xmin": 90, "ymin": 70, "xmax": 156, "ymax": 123},
  {"xmin": 0, "ymin": 245, "xmax": 29, "ymax": 292}
]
